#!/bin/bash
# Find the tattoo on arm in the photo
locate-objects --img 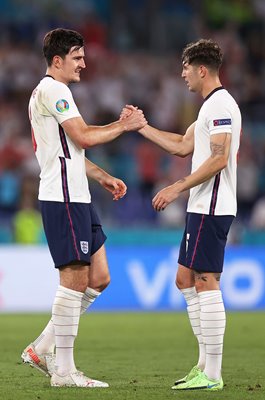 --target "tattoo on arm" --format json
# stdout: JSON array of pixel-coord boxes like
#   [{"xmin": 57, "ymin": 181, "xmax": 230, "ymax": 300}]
[
  {"xmin": 210, "ymin": 134, "xmax": 227, "ymax": 157},
  {"xmin": 210, "ymin": 143, "xmax": 225, "ymax": 157}
]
